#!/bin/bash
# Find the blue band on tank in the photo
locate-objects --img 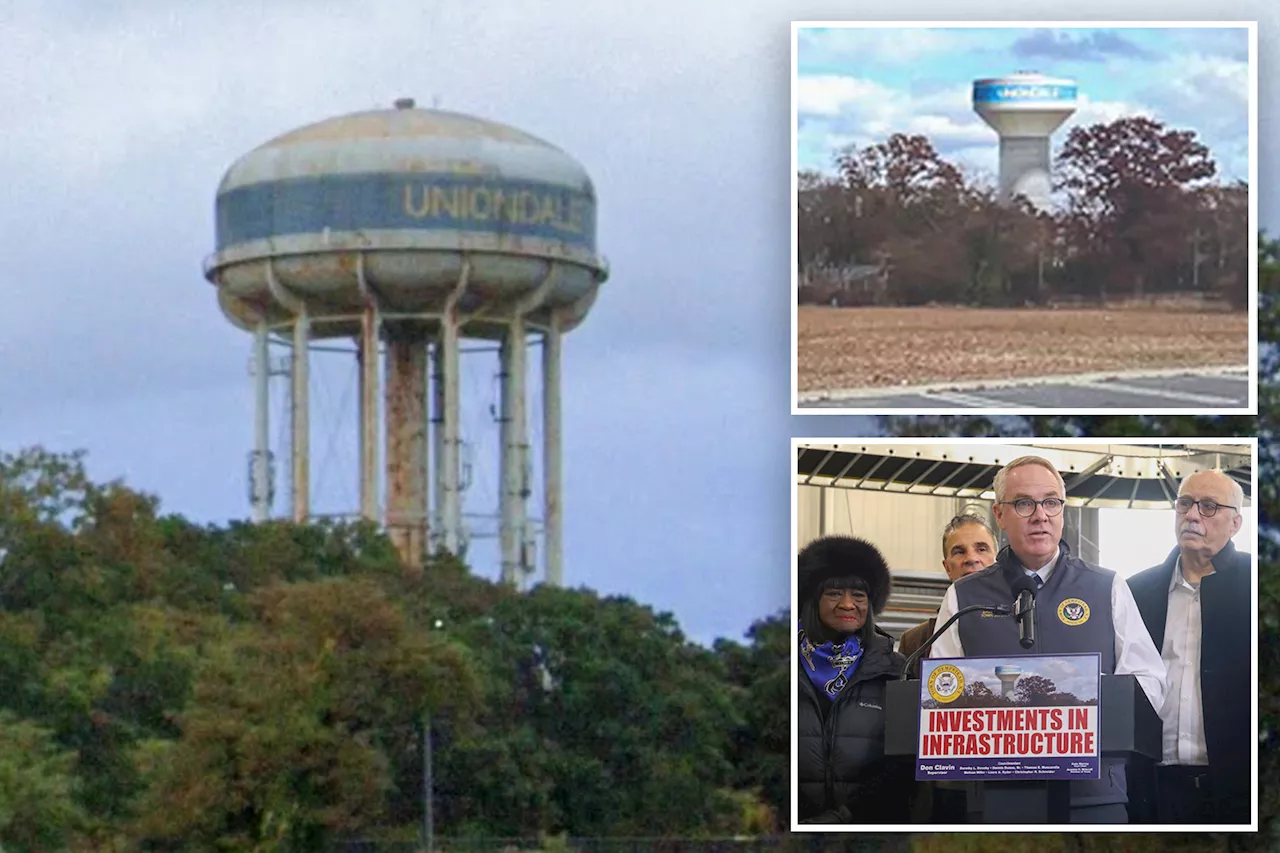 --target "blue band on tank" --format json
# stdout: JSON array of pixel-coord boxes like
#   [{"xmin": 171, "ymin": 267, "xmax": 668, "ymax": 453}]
[
  {"xmin": 973, "ymin": 83, "xmax": 1077, "ymax": 104},
  {"xmin": 216, "ymin": 172, "xmax": 598, "ymax": 252}
]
